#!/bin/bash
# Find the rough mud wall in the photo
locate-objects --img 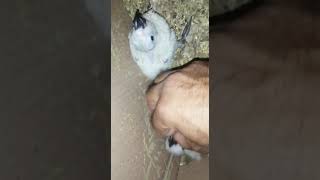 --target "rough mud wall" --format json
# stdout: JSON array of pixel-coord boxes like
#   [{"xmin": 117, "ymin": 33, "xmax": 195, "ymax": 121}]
[
  {"xmin": 123, "ymin": 0, "xmax": 209, "ymax": 67},
  {"xmin": 111, "ymin": 0, "xmax": 179, "ymax": 180}
]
